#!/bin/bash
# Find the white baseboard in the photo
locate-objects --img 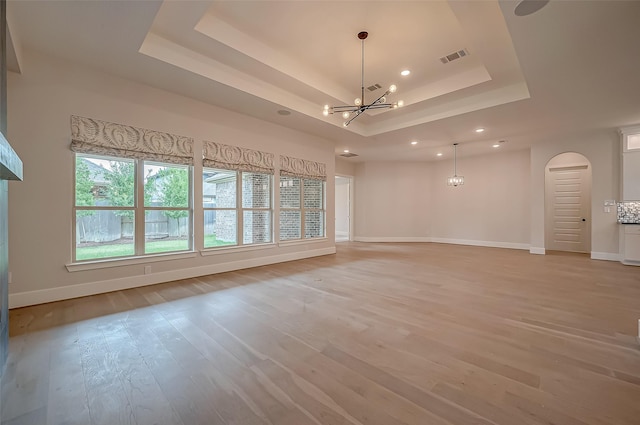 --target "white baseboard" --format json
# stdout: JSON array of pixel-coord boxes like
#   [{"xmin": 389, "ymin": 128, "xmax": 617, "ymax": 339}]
[
  {"xmin": 428, "ymin": 237, "xmax": 529, "ymax": 251},
  {"xmin": 9, "ymin": 247, "xmax": 336, "ymax": 309},
  {"xmin": 354, "ymin": 236, "xmax": 432, "ymax": 243},
  {"xmin": 591, "ymin": 252, "xmax": 620, "ymax": 262},
  {"xmin": 530, "ymin": 247, "xmax": 546, "ymax": 255},
  {"xmin": 353, "ymin": 236, "xmax": 529, "ymax": 250}
]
